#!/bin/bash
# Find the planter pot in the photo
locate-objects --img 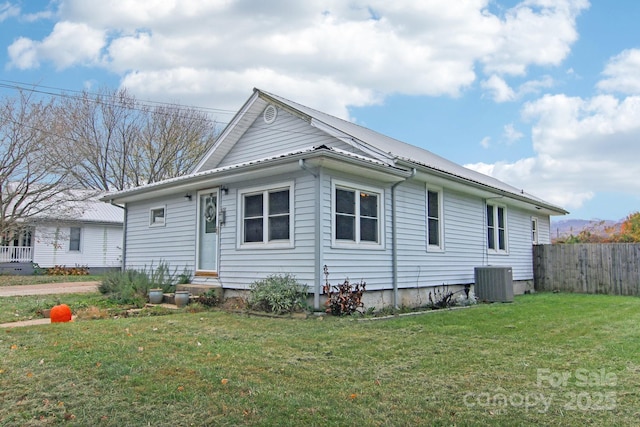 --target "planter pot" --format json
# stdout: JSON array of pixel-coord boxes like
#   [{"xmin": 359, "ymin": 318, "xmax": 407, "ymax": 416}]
[
  {"xmin": 174, "ymin": 291, "xmax": 190, "ymax": 308},
  {"xmin": 148, "ymin": 288, "xmax": 164, "ymax": 304}
]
